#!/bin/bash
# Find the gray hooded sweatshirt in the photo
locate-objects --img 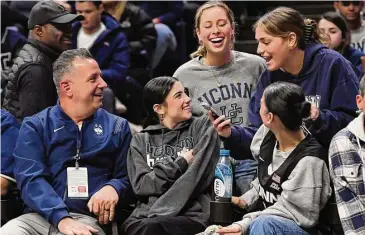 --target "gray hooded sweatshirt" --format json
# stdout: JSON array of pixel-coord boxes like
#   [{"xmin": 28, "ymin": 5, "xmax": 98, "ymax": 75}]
[
  {"xmin": 234, "ymin": 125, "xmax": 332, "ymax": 234},
  {"xmin": 123, "ymin": 116, "xmax": 220, "ymax": 230}
]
